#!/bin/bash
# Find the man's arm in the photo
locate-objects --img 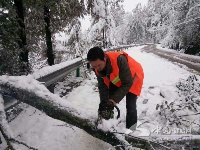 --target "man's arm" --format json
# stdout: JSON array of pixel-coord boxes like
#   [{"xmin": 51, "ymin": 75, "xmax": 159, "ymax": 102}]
[
  {"xmin": 97, "ymin": 76, "xmax": 109, "ymax": 101},
  {"xmin": 109, "ymin": 55, "xmax": 133, "ymax": 103}
]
